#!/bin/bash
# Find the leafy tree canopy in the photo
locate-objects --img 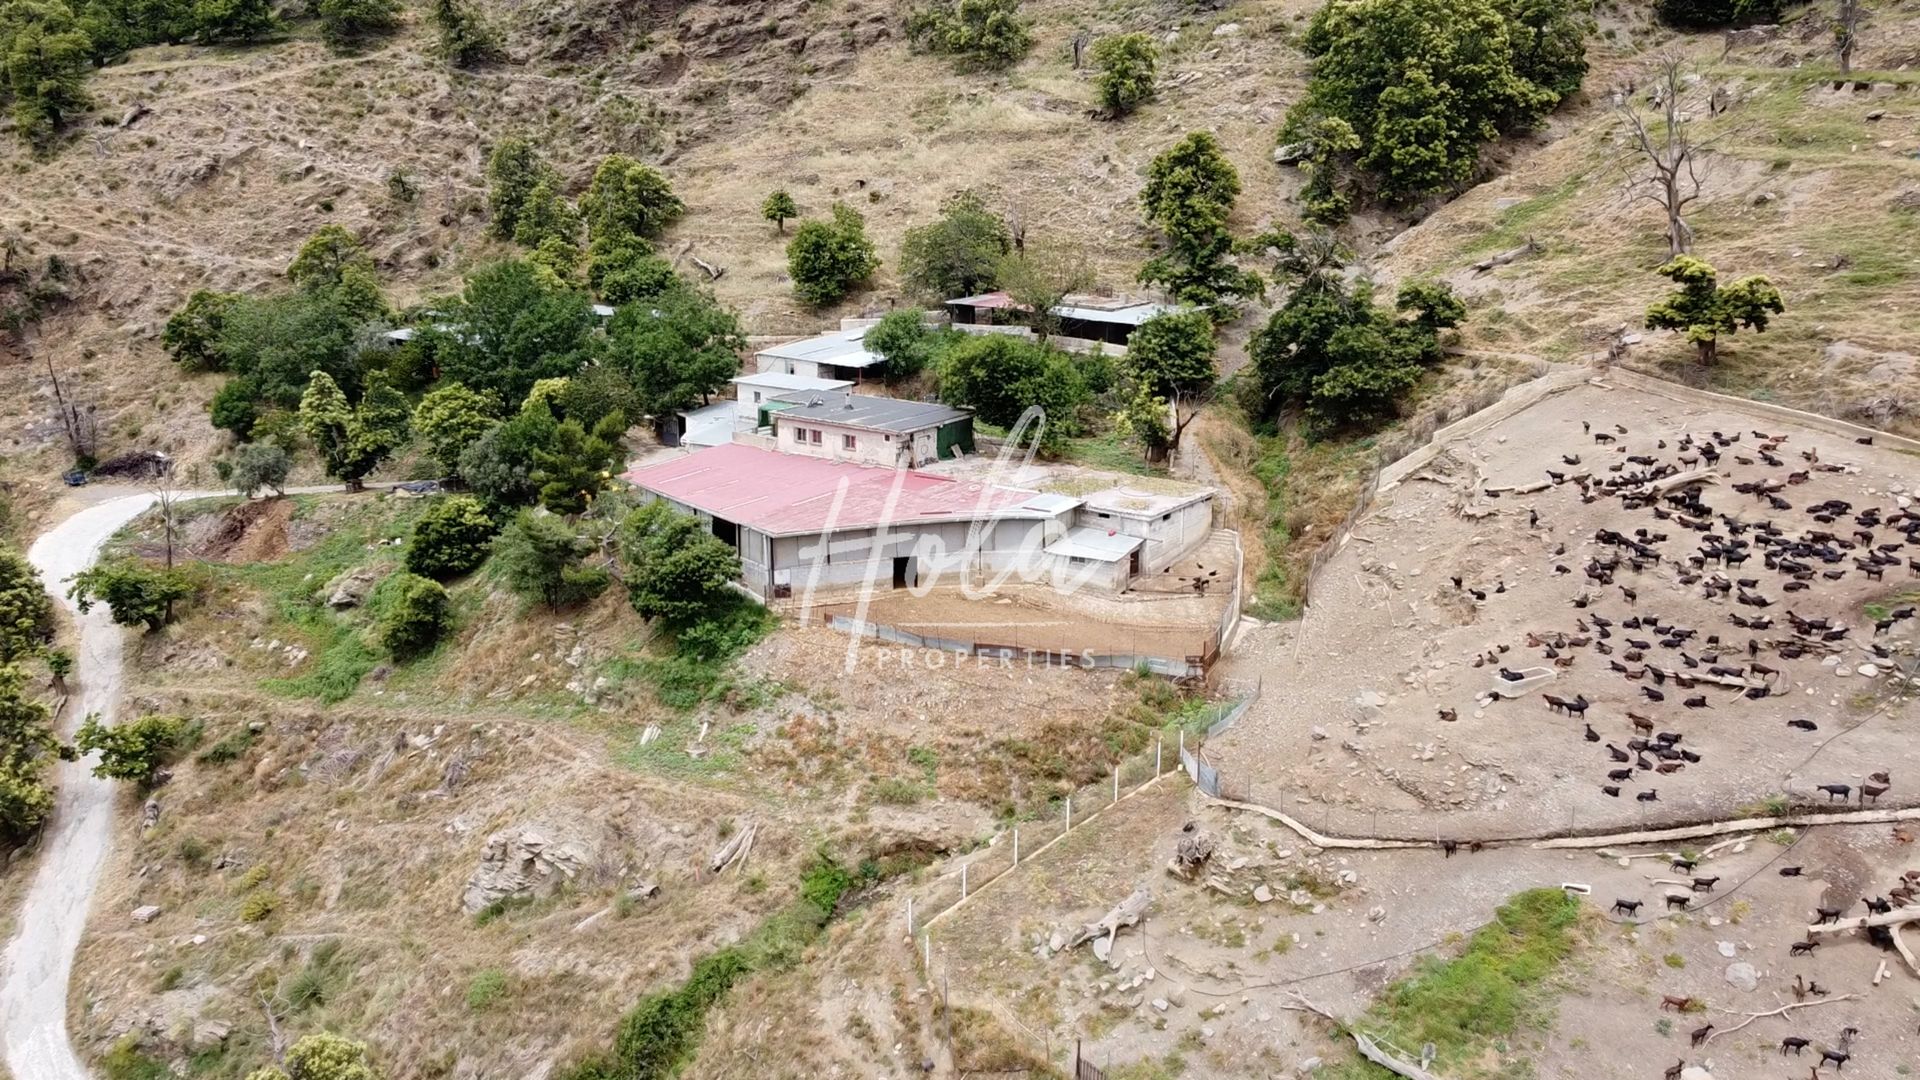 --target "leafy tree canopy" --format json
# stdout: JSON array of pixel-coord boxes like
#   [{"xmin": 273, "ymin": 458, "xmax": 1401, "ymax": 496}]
[
  {"xmin": 897, "ymin": 189, "xmax": 1009, "ymax": 301},
  {"xmin": 1092, "ymin": 32, "xmax": 1157, "ymax": 117},
  {"xmin": 1644, "ymin": 255, "xmax": 1784, "ymax": 365},
  {"xmin": 786, "ymin": 203, "xmax": 879, "ymax": 307}
]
